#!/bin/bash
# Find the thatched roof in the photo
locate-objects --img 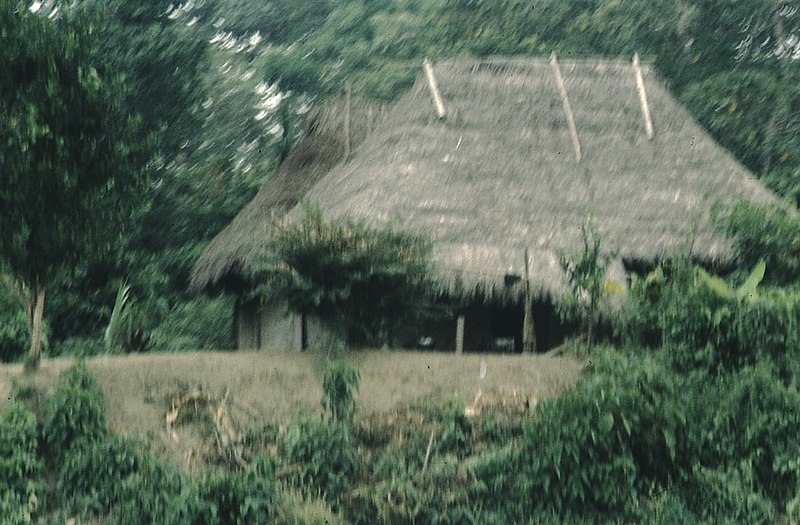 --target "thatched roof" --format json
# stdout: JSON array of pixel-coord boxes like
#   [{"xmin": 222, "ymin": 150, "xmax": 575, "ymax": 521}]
[
  {"xmin": 193, "ymin": 57, "xmax": 782, "ymax": 300},
  {"xmin": 190, "ymin": 98, "xmax": 385, "ymax": 291}
]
